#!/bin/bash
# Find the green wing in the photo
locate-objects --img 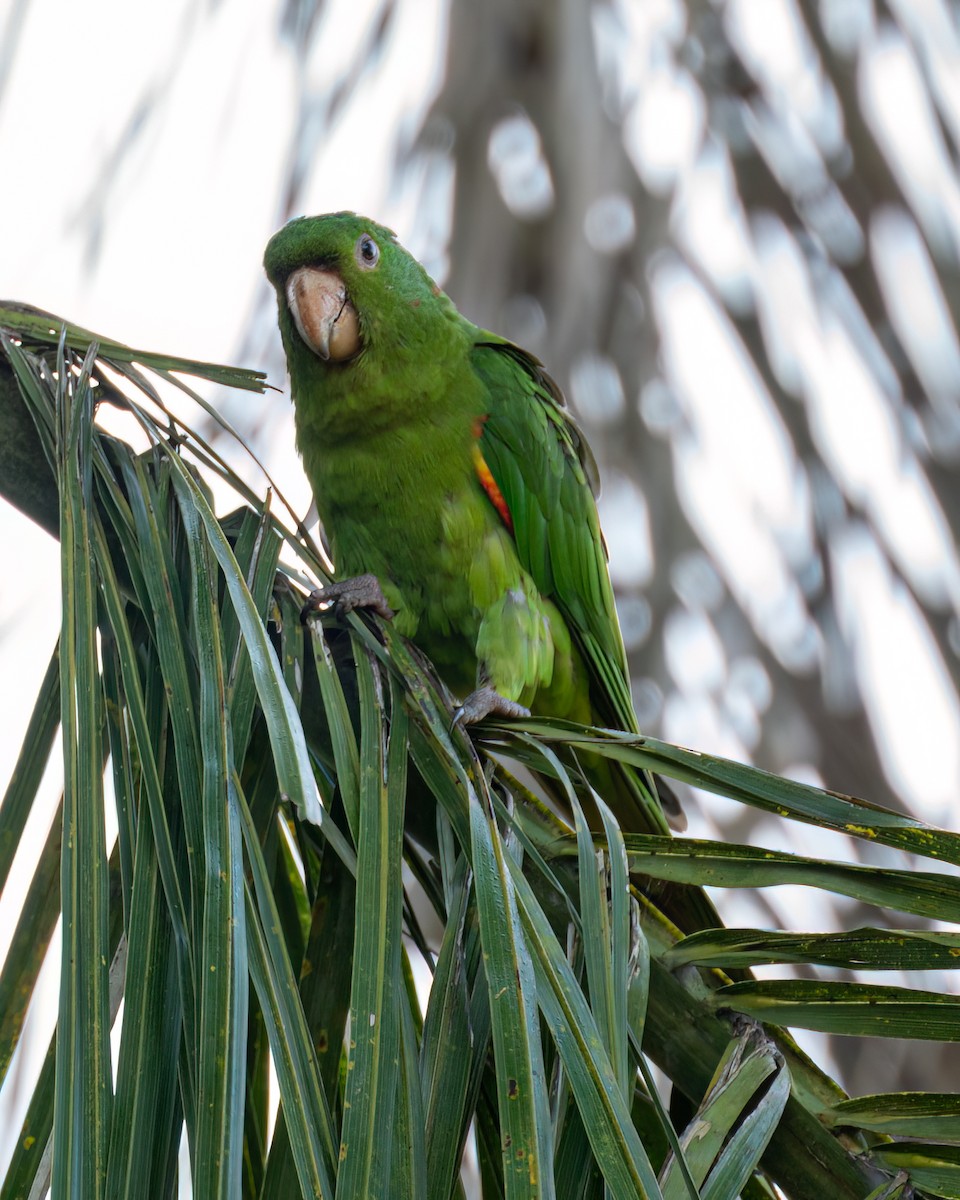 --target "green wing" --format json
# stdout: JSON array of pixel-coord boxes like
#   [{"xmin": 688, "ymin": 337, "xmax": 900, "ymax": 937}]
[{"xmin": 470, "ymin": 336, "xmax": 639, "ymax": 736}]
